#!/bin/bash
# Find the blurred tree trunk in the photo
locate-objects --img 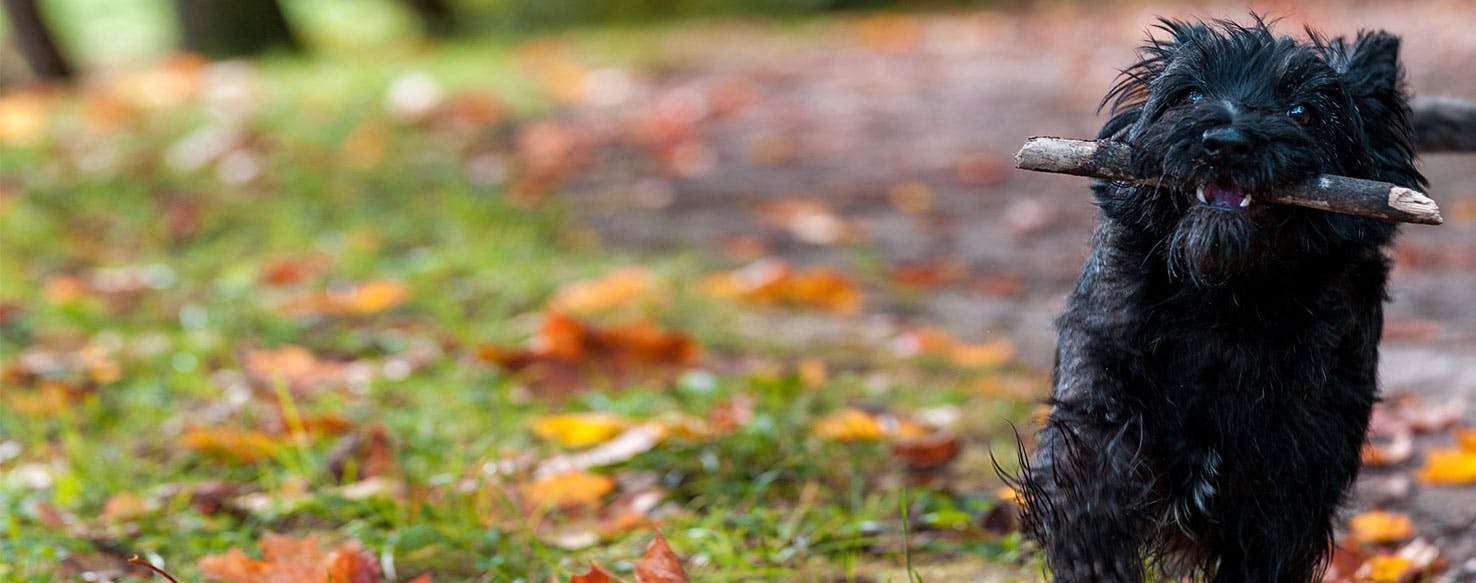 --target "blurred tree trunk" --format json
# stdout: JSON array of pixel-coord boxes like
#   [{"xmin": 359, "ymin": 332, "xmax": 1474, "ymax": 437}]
[
  {"xmin": 2, "ymin": 0, "xmax": 74, "ymax": 81},
  {"xmin": 400, "ymin": 0, "xmax": 458, "ymax": 38},
  {"xmin": 174, "ymin": 0, "xmax": 299, "ymax": 59}
]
